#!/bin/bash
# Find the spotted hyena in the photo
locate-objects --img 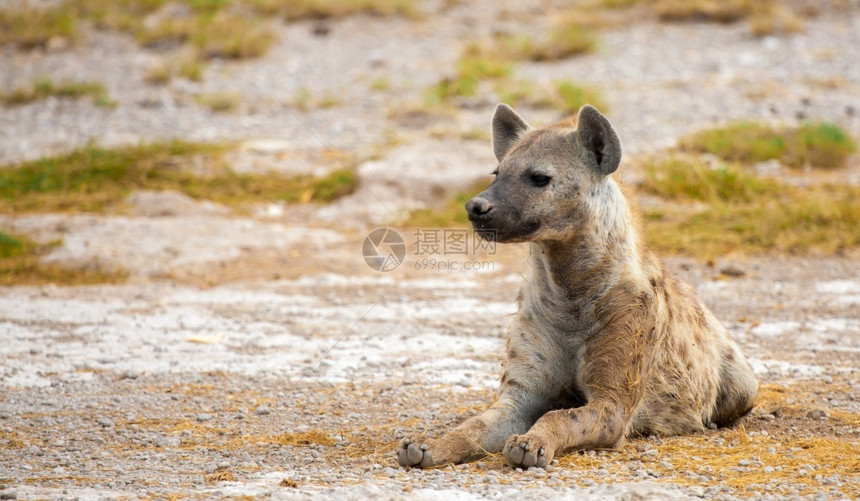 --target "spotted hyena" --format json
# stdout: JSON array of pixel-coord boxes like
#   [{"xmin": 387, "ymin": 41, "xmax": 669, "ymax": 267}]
[{"xmin": 396, "ymin": 104, "xmax": 759, "ymax": 469}]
